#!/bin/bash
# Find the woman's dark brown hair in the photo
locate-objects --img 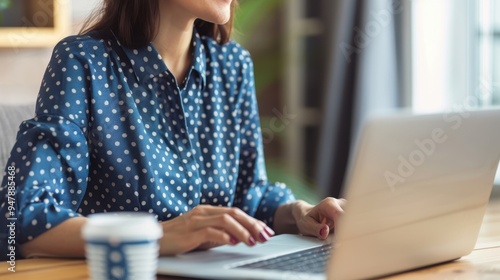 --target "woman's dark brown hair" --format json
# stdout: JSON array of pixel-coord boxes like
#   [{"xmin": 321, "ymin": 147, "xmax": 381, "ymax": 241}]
[{"xmin": 80, "ymin": 0, "xmax": 238, "ymax": 49}]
